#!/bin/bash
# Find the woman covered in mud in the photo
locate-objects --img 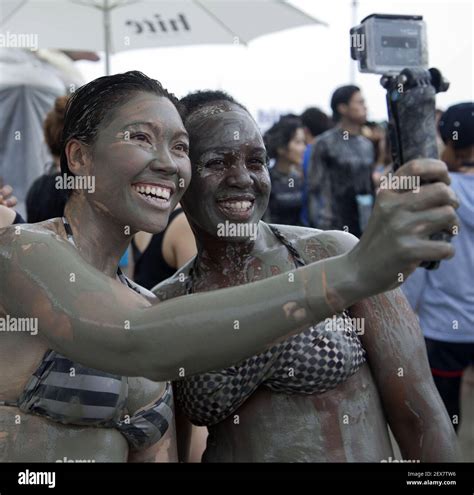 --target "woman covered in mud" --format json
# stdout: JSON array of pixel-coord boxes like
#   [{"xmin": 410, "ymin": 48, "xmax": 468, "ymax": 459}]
[
  {"xmin": 0, "ymin": 73, "xmax": 459, "ymax": 462},
  {"xmin": 154, "ymin": 90, "xmax": 460, "ymax": 462}
]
